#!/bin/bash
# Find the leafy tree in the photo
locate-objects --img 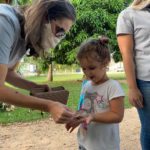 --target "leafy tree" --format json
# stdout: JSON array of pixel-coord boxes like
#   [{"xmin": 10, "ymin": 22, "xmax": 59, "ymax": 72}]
[
  {"xmin": 54, "ymin": 0, "xmax": 127, "ymax": 64},
  {"xmin": 23, "ymin": 54, "xmax": 52, "ymax": 74},
  {"xmin": 1, "ymin": 0, "xmax": 130, "ymax": 80}
]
